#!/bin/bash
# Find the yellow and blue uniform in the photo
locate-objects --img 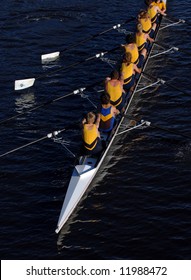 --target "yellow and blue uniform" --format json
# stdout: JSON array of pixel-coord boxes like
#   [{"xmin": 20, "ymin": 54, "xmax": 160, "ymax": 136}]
[
  {"xmin": 136, "ymin": 33, "xmax": 147, "ymax": 52},
  {"xmin": 139, "ymin": 18, "xmax": 152, "ymax": 34},
  {"xmin": 148, "ymin": 5, "xmax": 158, "ymax": 24},
  {"xmin": 154, "ymin": 1, "xmax": 166, "ymax": 11},
  {"xmin": 124, "ymin": 45, "xmax": 139, "ymax": 65},
  {"xmin": 83, "ymin": 124, "xmax": 99, "ymax": 151},
  {"xmin": 99, "ymin": 106, "xmax": 115, "ymax": 132},
  {"xmin": 107, "ymin": 81, "xmax": 123, "ymax": 107},
  {"xmin": 121, "ymin": 62, "xmax": 135, "ymax": 91},
  {"xmin": 121, "ymin": 62, "xmax": 134, "ymax": 85}
]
